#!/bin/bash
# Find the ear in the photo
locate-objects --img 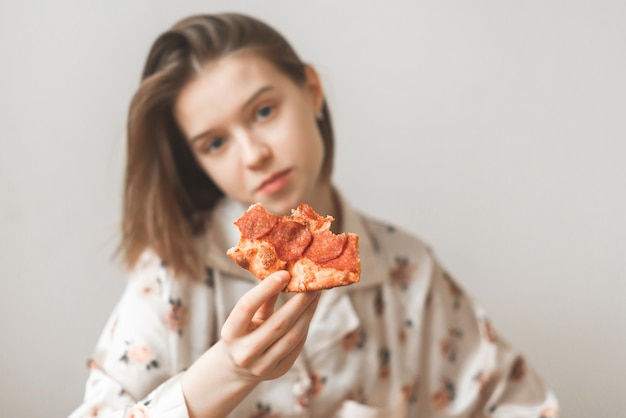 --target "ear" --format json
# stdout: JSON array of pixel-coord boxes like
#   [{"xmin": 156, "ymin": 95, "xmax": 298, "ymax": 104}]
[{"xmin": 303, "ymin": 65, "xmax": 324, "ymax": 116}]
